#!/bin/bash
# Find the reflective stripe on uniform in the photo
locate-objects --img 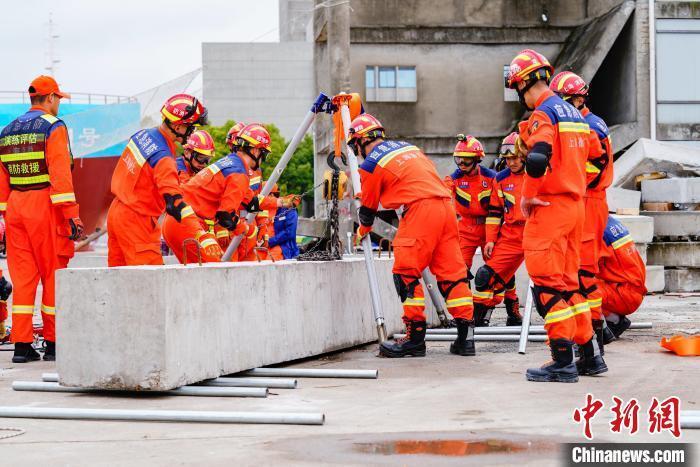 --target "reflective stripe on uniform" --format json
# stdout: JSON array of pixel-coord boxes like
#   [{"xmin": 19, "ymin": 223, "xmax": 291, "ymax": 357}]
[
  {"xmin": 455, "ymin": 187, "xmax": 471, "ymax": 203},
  {"xmin": 588, "ymin": 297, "xmax": 602, "ymax": 308},
  {"xmin": 126, "ymin": 140, "xmax": 147, "ymax": 167},
  {"xmin": 10, "ymin": 174, "xmax": 50, "ymax": 185},
  {"xmin": 544, "ymin": 306, "xmax": 574, "ymax": 324},
  {"xmin": 50, "ymin": 192, "xmax": 76, "ymax": 204},
  {"xmin": 180, "ymin": 205, "xmax": 195, "ymax": 219},
  {"xmin": 403, "ymin": 297, "xmax": 425, "ymax": 307},
  {"xmin": 41, "ymin": 304, "xmax": 56, "ymax": 316},
  {"xmin": 485, "ymin": 217, "xmax": 501, "ymax": 225},
  {"xmin": 257, "ymin": 210, "xmax": 269, "ymax": 218},
  {"xmin": 612, "ymin": 234, "xmax": 633, "ymax": 249},
  {"xmin": 0, "ymin": 202, "xmax": 6, "ymax": 211},
  {"xmin": 0, "ymin": 151, "xmax": 45, "ymax": 162},
  {"xmin": 446, "ymin": 296, "xmax": 473, "ymax": 308},
  {"xmin": 472, "ymin": 290, "xmax": 493, "ymax": 300},
  {"xmin": 378, "ymin": 145, "xmax": 419, "ymax": 168},
  {"xmin": 208, "ymin": 164, "xmax": 221, "ymax": 175},
  {"xmin": 247, "ymin": 226, "xmax": 259, "ymax": 239},
  {"xmin": 249, "ymin": 176, "xmax": 261, "ymax": 186},
  {"xmin": 478, "ymin": 190, "xmax": 491, "ymax": 202},
  {"xmin": 557, "ymin": 122, "xmax": 589, "ymax": 134},
  {"xmin": 571, "ymin": 302, "xmax": 591, "ymax": 316},
  {"xmin": 216, "ymin": 230, "xmax": 229, "ymax": 238},
  {"xmin": 586, "ymin": 161, "xmax": 601, "ymax": 174},
  {"xmin": 12, "ymin": 305, "xmax": 34, "ymax": 315},
  {"xmin": 199, "ymin": 238, "xmax": 218, "ymax": 249},
  {"xmin": 503, "ymin": 192, "xmax": 516, "ymax": 205},
  {"xmin": 40, "ymin": 114, "xmax": 59, "ymax": 124}
]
